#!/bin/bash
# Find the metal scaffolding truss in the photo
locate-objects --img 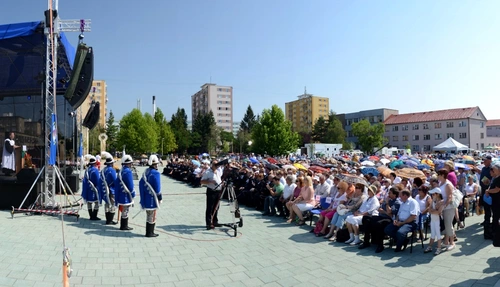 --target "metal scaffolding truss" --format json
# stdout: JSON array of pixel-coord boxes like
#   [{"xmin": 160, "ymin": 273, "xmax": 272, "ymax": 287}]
[{"xmin": 43, "ymin": 0, "xmax": 90, "ymax": 207}]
